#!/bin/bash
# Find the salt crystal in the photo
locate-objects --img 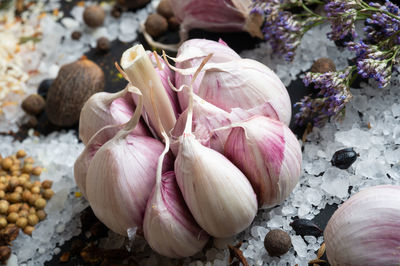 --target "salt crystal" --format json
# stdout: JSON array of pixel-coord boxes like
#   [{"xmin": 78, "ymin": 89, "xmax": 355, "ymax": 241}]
[
  {"xmin": 335, "ymin": 128, "xmax": 371, "ymax": 149},
  {"xmin": 304, "ymin": 188, "xmax": 322, "ymax": 206},
  {"xmin": 321, "ymin": 167, "xmax": 349, "ymax": 199},
  {"xmin": 291, "ymin": 235, "xmax": 307, "ymax": 258}
]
